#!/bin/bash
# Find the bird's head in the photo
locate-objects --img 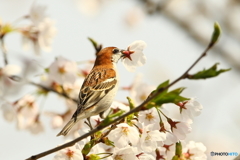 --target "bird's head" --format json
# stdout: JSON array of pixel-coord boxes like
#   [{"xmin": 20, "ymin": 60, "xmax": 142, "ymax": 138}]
[{"xmin": 94, "ymin": 47, "xmax": 134, "ymax": 66}]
